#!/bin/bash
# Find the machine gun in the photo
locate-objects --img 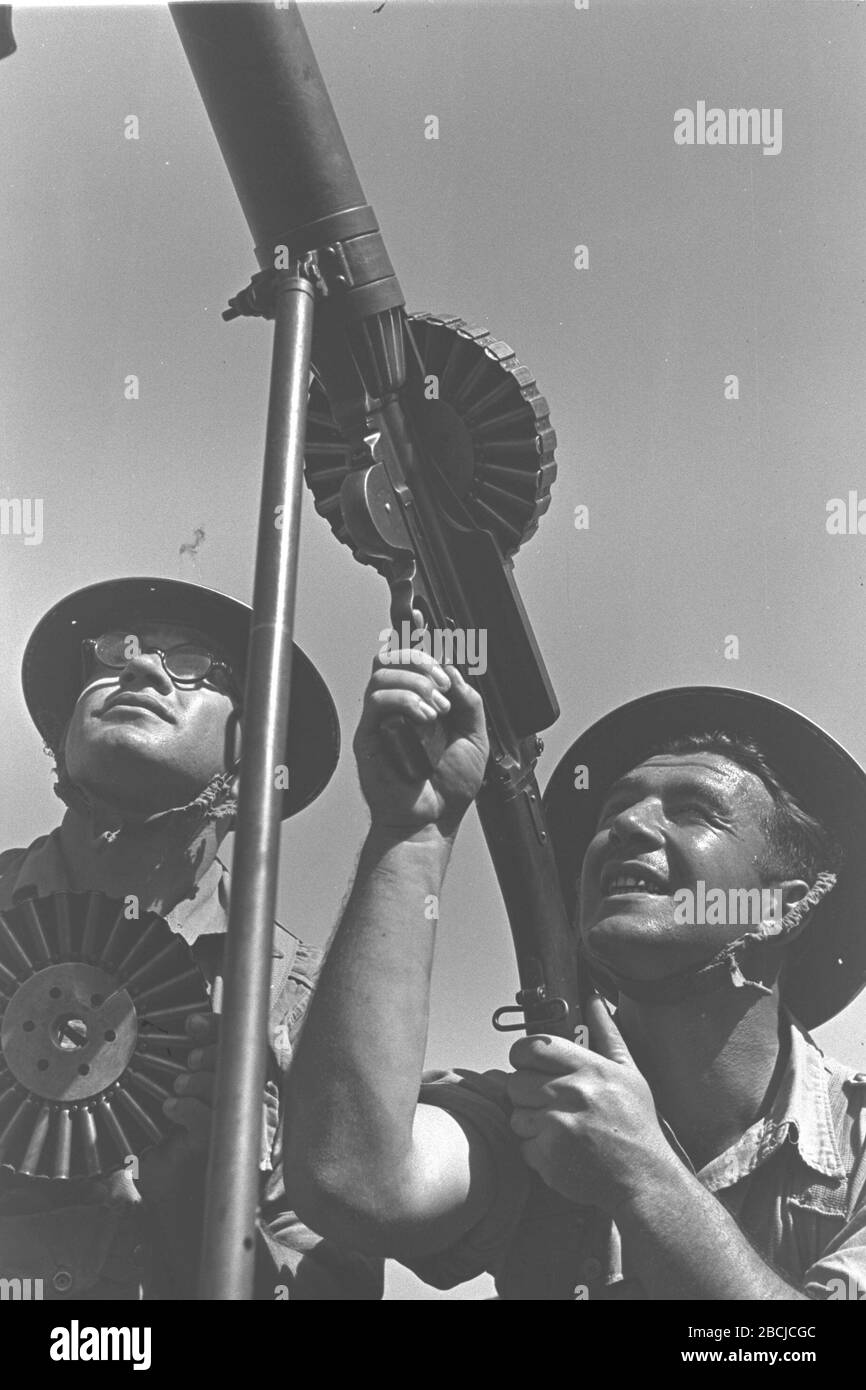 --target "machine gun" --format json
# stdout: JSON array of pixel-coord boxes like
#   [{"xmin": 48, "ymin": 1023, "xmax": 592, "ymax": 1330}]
[
  {"xmin": 167, "ymin": 0, "xmax": 584, "ymax": 1299},
  {"xmin": 0, "ymin": 0, "xmax": 584, "ymax": 1300},
  {"xmin": 305, "ymin": 308, "xmax": 580, "ymax": 1033}
]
